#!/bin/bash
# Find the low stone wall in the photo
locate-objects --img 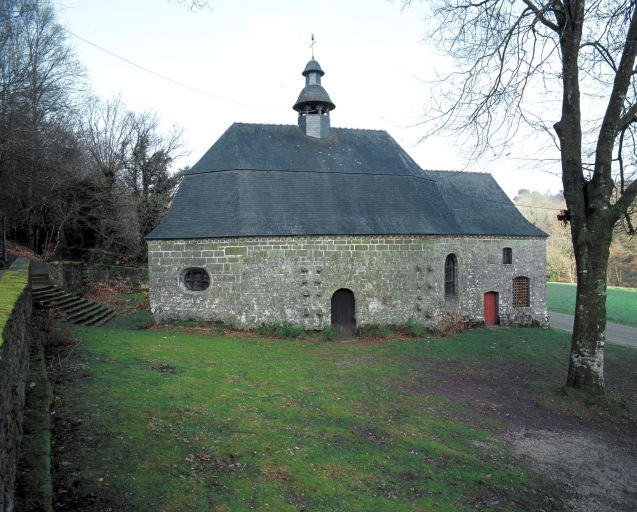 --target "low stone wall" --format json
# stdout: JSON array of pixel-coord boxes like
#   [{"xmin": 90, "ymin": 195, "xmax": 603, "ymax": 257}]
[
  {"xmin": 148, "ymin": 235, "xmax": 548, "ymax": 329},
  {"xmin": 0, "ymin": 258, "xmax": 31, "ymax": 512},
  {"xmin": 48, "ymin": 261, "xmax": 148, "ymax": 293}
]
